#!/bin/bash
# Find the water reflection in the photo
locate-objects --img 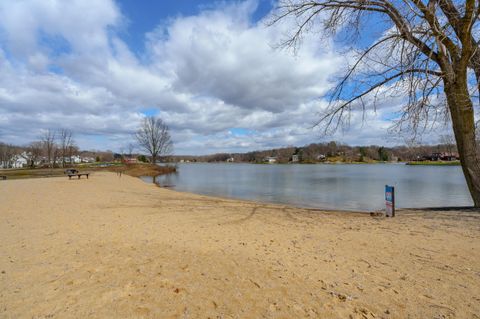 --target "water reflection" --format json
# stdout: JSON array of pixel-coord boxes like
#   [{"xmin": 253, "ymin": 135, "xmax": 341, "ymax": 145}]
[{"xmin": 141, "ymin": 163, "xmax": 473, "ymax": 211}]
